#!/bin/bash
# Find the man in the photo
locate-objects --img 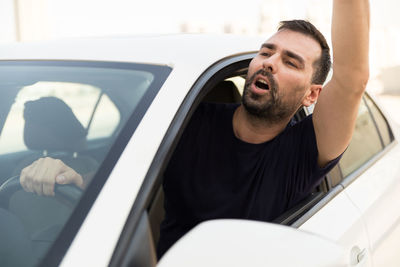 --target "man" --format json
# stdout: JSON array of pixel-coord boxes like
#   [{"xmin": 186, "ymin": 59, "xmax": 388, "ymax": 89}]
[{"xmin": 21, "ymin": 0, "xmax": 370, "ymax": 259}]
